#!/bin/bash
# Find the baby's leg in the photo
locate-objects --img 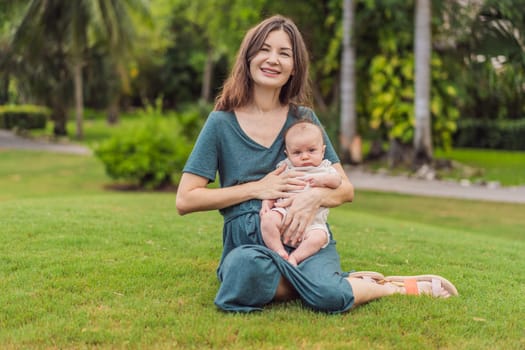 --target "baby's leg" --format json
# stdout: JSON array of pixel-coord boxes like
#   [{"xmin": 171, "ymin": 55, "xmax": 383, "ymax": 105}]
[
  {"xmin": 288, "ymin": 229, "xmax": 328, "ymax": 266},
  {"xmin": 260, "ymin": 211, "xmax": 288, "ymax": 260}
]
